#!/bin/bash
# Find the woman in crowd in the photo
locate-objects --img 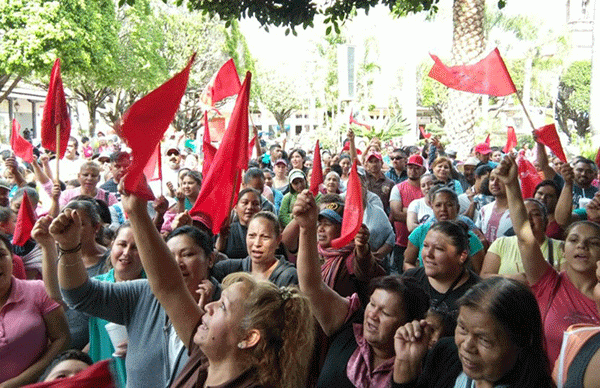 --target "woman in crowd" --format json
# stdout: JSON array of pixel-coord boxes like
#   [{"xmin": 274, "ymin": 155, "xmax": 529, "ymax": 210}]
[
  {"xmin": 481, "ymin": 198, "xmax": 564, "ymax": 282},
  {"xmin": 406, "ymin": 172, "xmax": 435, "ymax": 232},
  {"xmin": 175, "ymin": 170, "xmax": 201, "ymax": 212},
  {"xmin": 53, "ymin": 212, "xmax": 219, "ymax": 388},
  {"xmin": 289, "ymin": 148, "xmax": 308, "ymax": 174},
  {"xmin": 279, "ymin": 169, "xmax": 320, "ymax": 228},
  {"xmin": 58, "ymin": 162, "xmax": 118, "ymax": 209},
  {"xmin": 323, "ymin": 171, "xmax": 341, "ymax": 194},
  {"xmin": 403, "ymin": 188, "xmax": 485, "ymax": 273},
  {"xmin": 339, "ymin": 154, "xmax": 352, "ymax": 191},
  {"xmin": 292, "ymin": 189, "xmax": 429, "ymax": 388},
  {"xmin": 272, "ymin": 159, "xmax": 289, "ymax": 194},
  {"xmin": 430, "ymin": 157, "xmax": 463, "ymax": 194},
  {"xmin": 497, "ymin": 154, "xmax": 600, "ymax": 367},
  {"xmin": 118, "ymin": 188, "xmax": 314, "ymax": 388},
  {"xmin": 216, "ymin": 188, "xmax": 262, "ymax": 259},
  {"xmin": 392, "ymin": 277, "xmax": 555, "ymax": 388},
  {"xmin": 0, "ymin": 233, "xmax": 70, "ymax": 387},
  {"xmin": 214, "ymin": 210, "xmax": 297, "ymax": 287}
]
